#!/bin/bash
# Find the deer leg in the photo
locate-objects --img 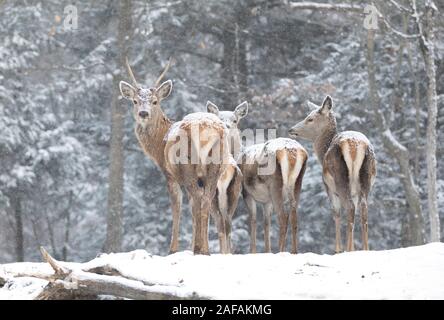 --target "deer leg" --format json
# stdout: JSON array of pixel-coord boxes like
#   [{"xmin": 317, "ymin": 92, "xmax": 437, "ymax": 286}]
[
  {"xmin": 346, "ymin": 200, "xmax": 355, "ymax": 252},
  {"xmin": 290, "ymin": 200, "xmax": 298, "ymax": 254},
  {"xmin": 199, "ymin": 197, "xmax": 211, "ymax": 255},
  {"xmin": 225, "ymin": 171, "xmax": 242, "ymax": 254},
  {"xmin": 271, "ymin": 187, "xmax": 288, "ymax": 252},
  {"xmin": 219, "ymin": 215, "xmax": 228, "ymax": 254},
  {"xmin": 188, "ymin": 194, "xmax": 195, "ymax": 250},
  {"xmin": 334, "ymin": 212, "xmax": 342, "ymax": 253},
  {"xmin": 328, "ymin": 192, "xmax": 342, "ymax": 253},
  {"xmin": 167, "ymin": 181, "xmax": 182, "ymax": 254},
  {"xmin": 210, "ymin": 206, "xmax": 226, "ymax": 254},
  {"xmin": 191, "ymin": 196, "xmax": 203, "ymax": 254},
  {"xmin": 360, "ymin": 197, "xmax": 369, "ymax": 250},
  {"xmin": 263, "ymin": 203, "xmax": 273, "ymax": 253},
  {"xmin": 291, "ymin": 161, "xmax": 305, "ymax": 254},
  {"xmin": 217, "ymin": 188, "xmax": 230, "ymax": 254},
  {"xmin": 278, "ymin": 210, "xmax": 289, "ymax": 252},
  {"xmin": 224, "ymin": 215, "xmax": 232, "ymax": 254},
  {"xmin": 273, "ymin": 197, "xmax": 288, "ymax": 252},
  {"xmin": 244, "ymin": 193, "xmax": 257, "ymax": 253}
]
